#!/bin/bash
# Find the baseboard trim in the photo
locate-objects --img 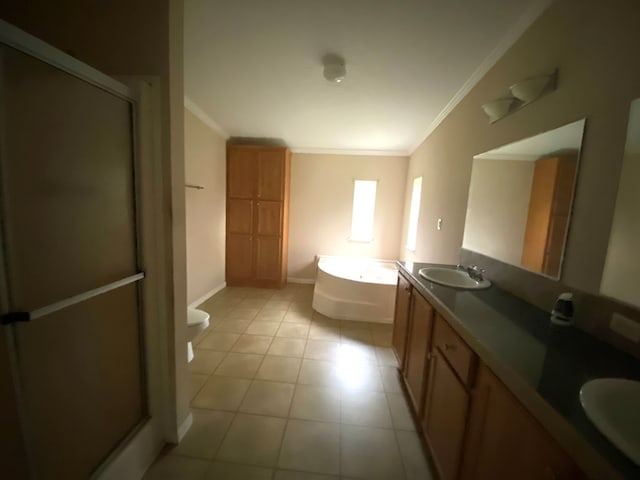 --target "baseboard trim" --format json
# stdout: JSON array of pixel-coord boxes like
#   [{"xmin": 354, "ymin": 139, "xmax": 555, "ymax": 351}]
[
  {"xmin": 287, "ymin": 277, "xmax": 315, "ymax": 285},
  {"xmin": 177, "ymin": 412, "xmax": 193, "ymax": 442},
  {"xmin": 189, "ymin": 282, "xmax": 226, "ymax": 308}
]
